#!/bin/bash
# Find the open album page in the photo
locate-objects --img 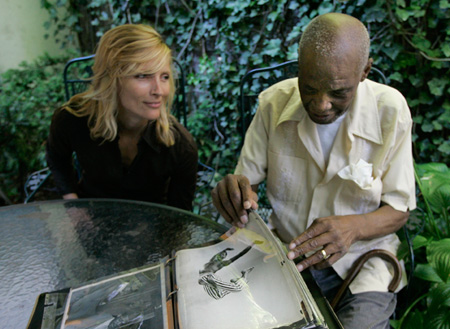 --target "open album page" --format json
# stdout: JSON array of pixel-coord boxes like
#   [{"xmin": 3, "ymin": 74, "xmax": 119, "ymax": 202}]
[
  {"xmin": 175, "ymin": 211, "xmax": 326, "ymax": 329},
  {"xmin": 60, "ymin": 263, "xmax": 169, "ymax": 329}
]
